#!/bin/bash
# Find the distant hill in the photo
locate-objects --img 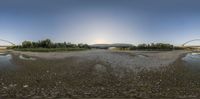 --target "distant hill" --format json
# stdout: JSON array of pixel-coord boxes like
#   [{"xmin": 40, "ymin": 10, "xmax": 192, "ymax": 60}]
[{"xmin": 90, "ymin": 43, "xmax": 134, "ymax": 49}]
